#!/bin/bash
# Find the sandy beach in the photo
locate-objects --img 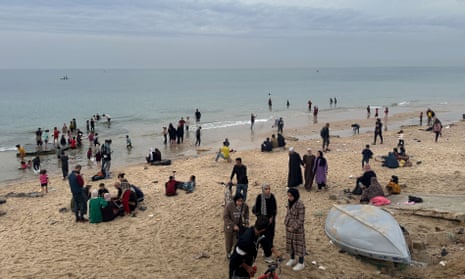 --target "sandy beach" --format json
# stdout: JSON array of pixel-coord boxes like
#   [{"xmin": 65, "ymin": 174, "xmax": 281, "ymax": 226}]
[{"xmin": 1, "ymin": 112, "xmax": 465, "ymax": 279}]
